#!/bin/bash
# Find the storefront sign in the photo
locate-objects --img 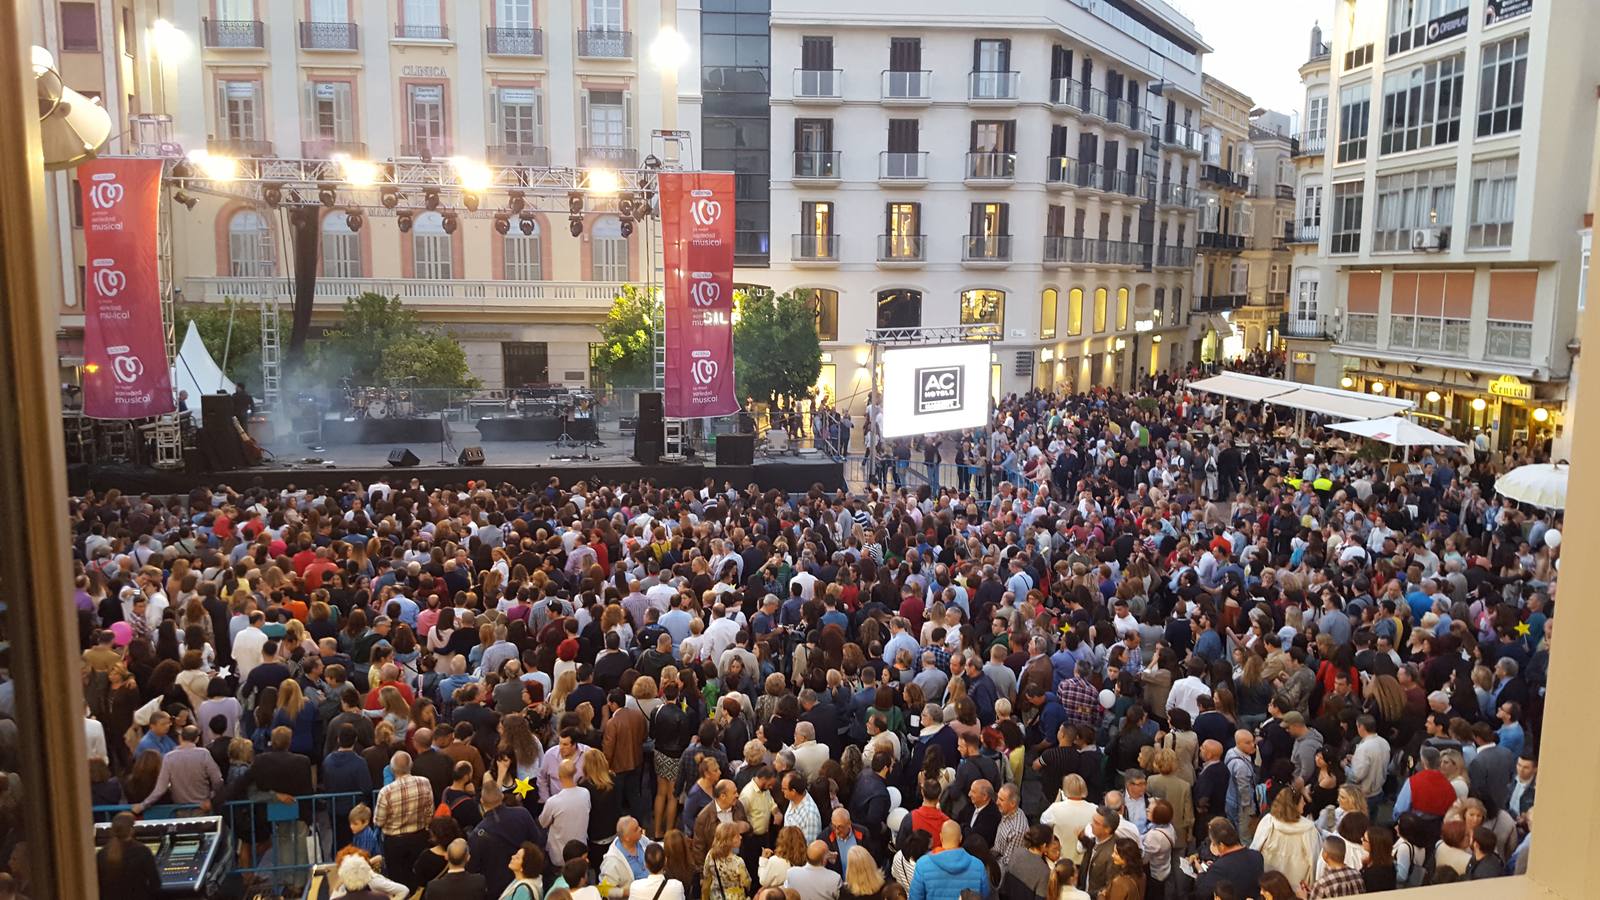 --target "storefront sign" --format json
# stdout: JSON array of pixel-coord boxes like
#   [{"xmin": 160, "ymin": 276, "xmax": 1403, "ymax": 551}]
[
  {"xmin": 660, "ymin": 172, "xmax": 738, "ymax": 418},
  {"xmin": 402, "ymin": 65, "xmax": 449, "ymax": 78},
  {"xmin": 79, "ymin": 158, "xmax": 175, "ymax": 419},
  {"xmin": 1426, "ymin": 7, "xmax": 1470, "ymax": 44},
  {"xmin": 1292, "ymin": 351, "xmax": 1317, "ymax": 364},
  {"xmin": 1485, "ymin": 0, "xmax": 1532, "ymax": 26},
  {"xmin": 1488, "ymin": 374, "xmax": 1533, "ymax": 400}
]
